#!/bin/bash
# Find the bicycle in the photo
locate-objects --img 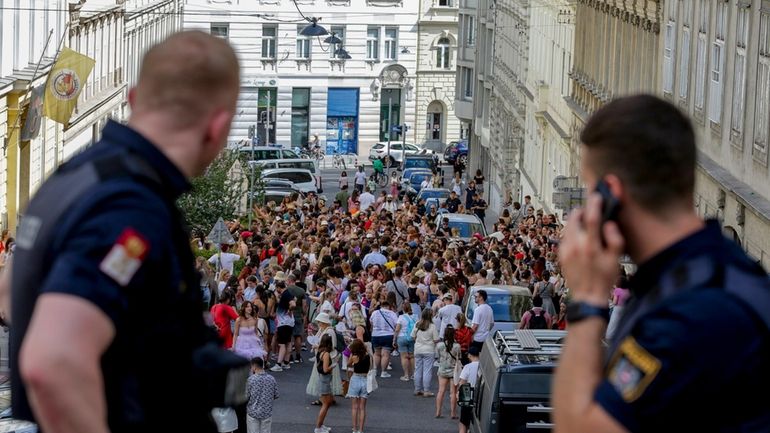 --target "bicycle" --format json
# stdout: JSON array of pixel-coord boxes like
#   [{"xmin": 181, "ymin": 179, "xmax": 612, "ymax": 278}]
[
  {"xmin": 371, "ymin": 171, "xmax": 388, "ymax": 188},
  {"xmin": 332, "ymin": 152, "xmax": 347, "ymax": 170}
]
